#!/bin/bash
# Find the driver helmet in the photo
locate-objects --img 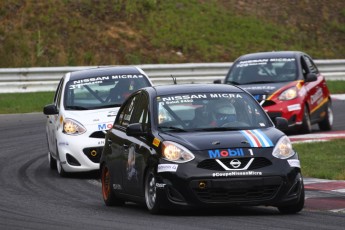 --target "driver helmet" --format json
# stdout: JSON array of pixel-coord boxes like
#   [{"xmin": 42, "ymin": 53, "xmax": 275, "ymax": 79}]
[{"xmin": 213, "ymin": 101, "xmax": 236, "ymax": 125}]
